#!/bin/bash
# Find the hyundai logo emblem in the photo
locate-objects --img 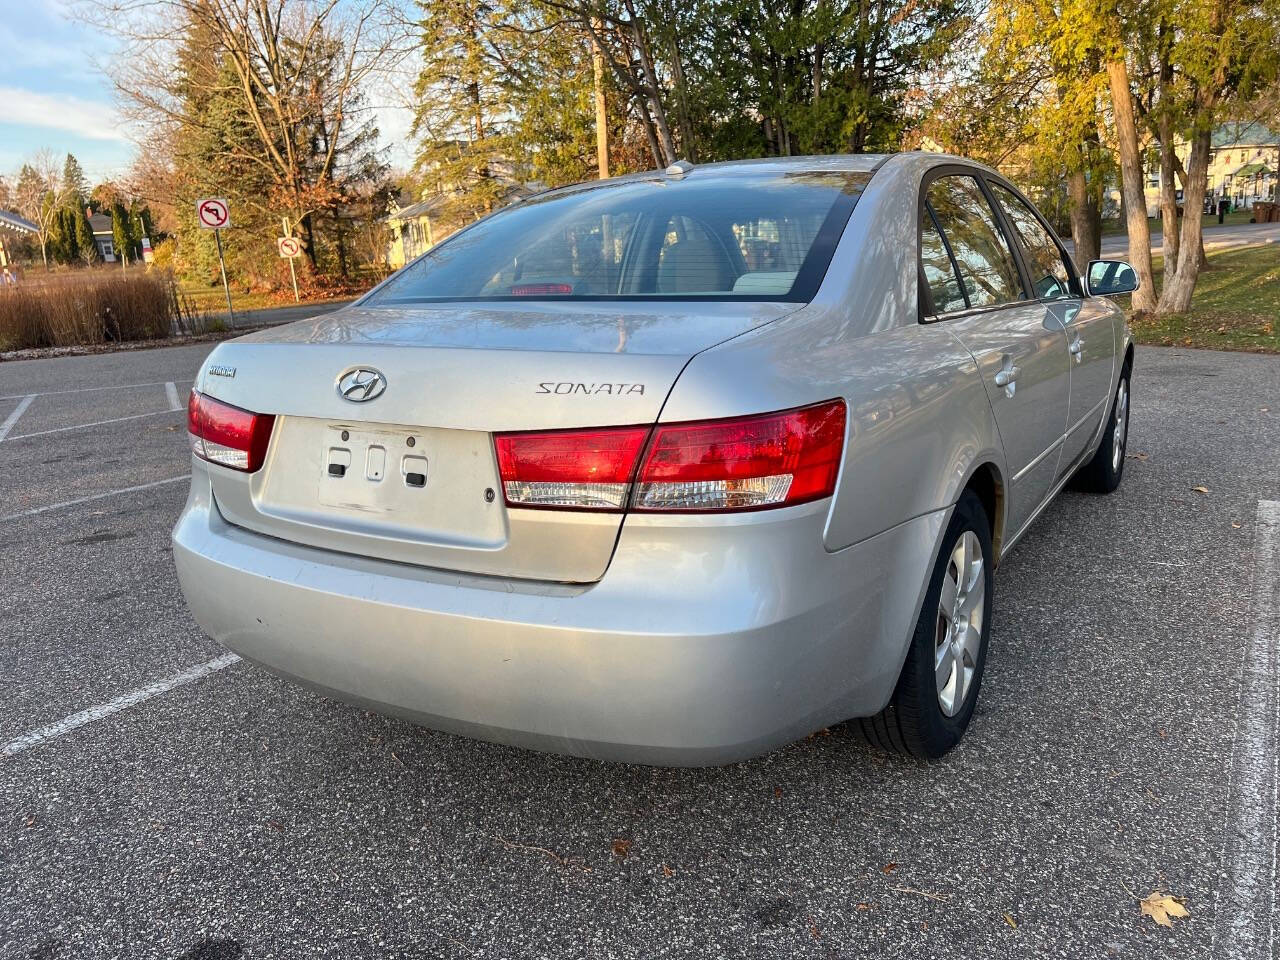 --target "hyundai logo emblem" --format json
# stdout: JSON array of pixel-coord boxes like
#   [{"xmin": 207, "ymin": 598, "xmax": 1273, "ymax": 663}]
[{"xmin": 337, "ymin": 367, "xmax": 387, "ymax": 402}]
